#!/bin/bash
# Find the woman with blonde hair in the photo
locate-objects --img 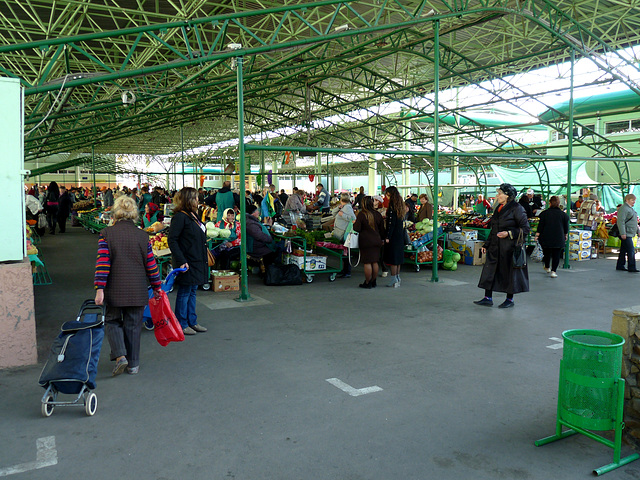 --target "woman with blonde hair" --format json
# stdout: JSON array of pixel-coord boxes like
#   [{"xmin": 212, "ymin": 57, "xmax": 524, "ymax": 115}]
[
  {"xmin": 94, "ymin": 196, "xmax": 162, "ymax": 375},
  {"xmin": 168, "ymin": 187, "xmax": 208, "ymax": 335}
]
